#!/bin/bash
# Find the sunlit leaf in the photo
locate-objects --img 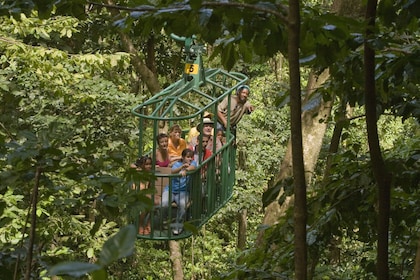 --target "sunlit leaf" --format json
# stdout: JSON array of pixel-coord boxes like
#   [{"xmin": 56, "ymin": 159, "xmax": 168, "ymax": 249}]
[{"xmin": 98, "ymin": 225, "xmax": 136, "ymax": 267}]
